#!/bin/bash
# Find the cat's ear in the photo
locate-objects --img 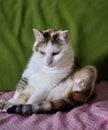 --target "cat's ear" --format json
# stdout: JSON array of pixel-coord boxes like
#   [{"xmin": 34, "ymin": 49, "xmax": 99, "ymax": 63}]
[
  {"xmin": 33, "ymin": 29, "xmax": 44, "ymax": 41},
  {"xmin": 59, "ymin": 30, "xmax": 69, "ymax": 43}
]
